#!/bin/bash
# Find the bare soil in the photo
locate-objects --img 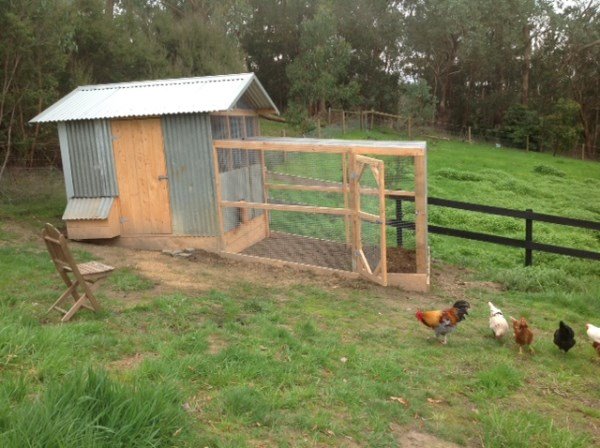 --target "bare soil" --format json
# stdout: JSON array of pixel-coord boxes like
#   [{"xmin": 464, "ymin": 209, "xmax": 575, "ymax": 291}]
[{"xmin": 390, "ymin": 424, "xmax": 462, "ymax": 448}]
